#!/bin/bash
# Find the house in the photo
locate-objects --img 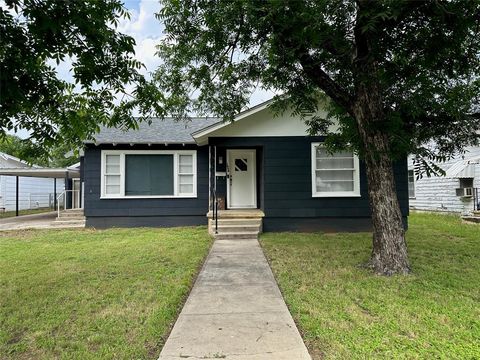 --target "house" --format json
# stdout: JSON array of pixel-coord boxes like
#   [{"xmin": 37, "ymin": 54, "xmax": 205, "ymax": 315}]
[
  {"xmin": 82, "ymin": 100, "xmax": 409, "ymax": 232},
  {"xmin": 408, "ymin": 148, "xmax": 480, "ymax": 214},
  {"xmin": 0, "ymin": 152, "xmax": 65, "ymax": 212}
]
